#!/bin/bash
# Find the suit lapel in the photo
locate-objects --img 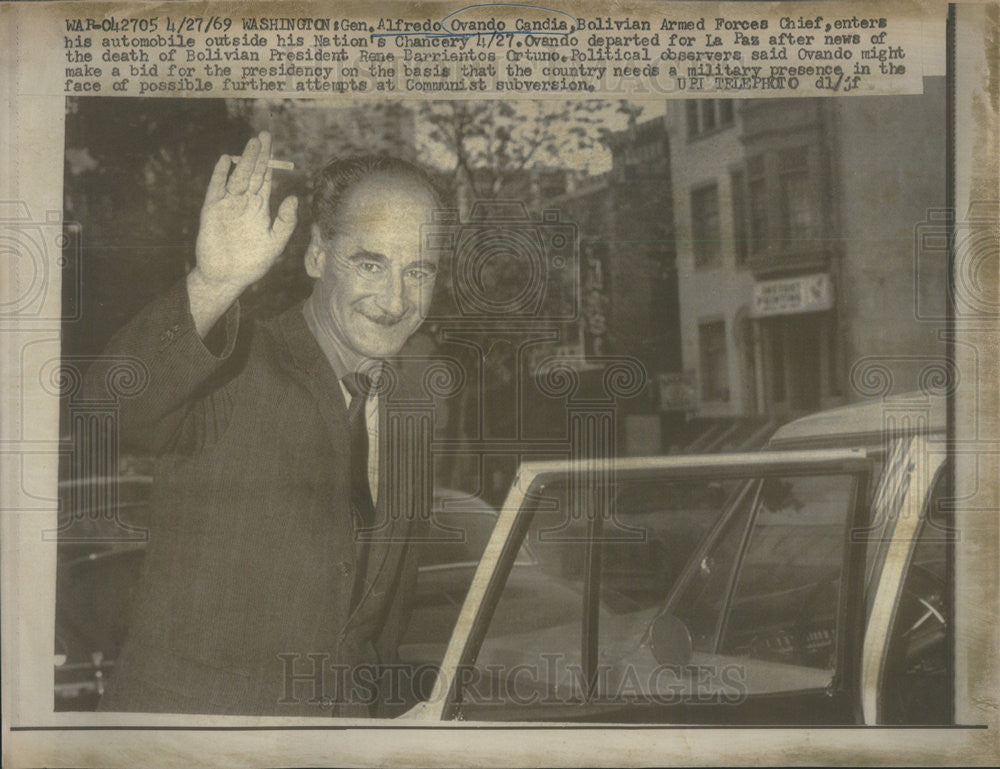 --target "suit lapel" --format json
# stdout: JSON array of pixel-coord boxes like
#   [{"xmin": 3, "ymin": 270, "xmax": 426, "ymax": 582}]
[{"xmin": 273, "ymin": 304, "xmax": 351, "ymax": 459}]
